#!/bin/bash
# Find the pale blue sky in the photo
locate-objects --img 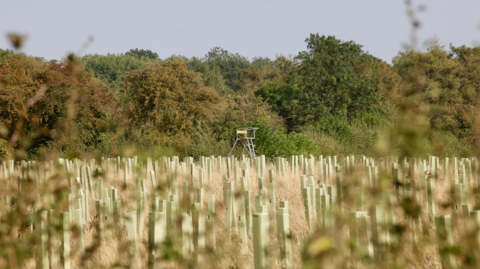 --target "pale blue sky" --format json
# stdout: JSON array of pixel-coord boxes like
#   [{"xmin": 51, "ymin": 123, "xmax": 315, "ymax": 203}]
[{"xmin": 1, "ymin": 1, "xmax": 479, "ymax": 63}]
